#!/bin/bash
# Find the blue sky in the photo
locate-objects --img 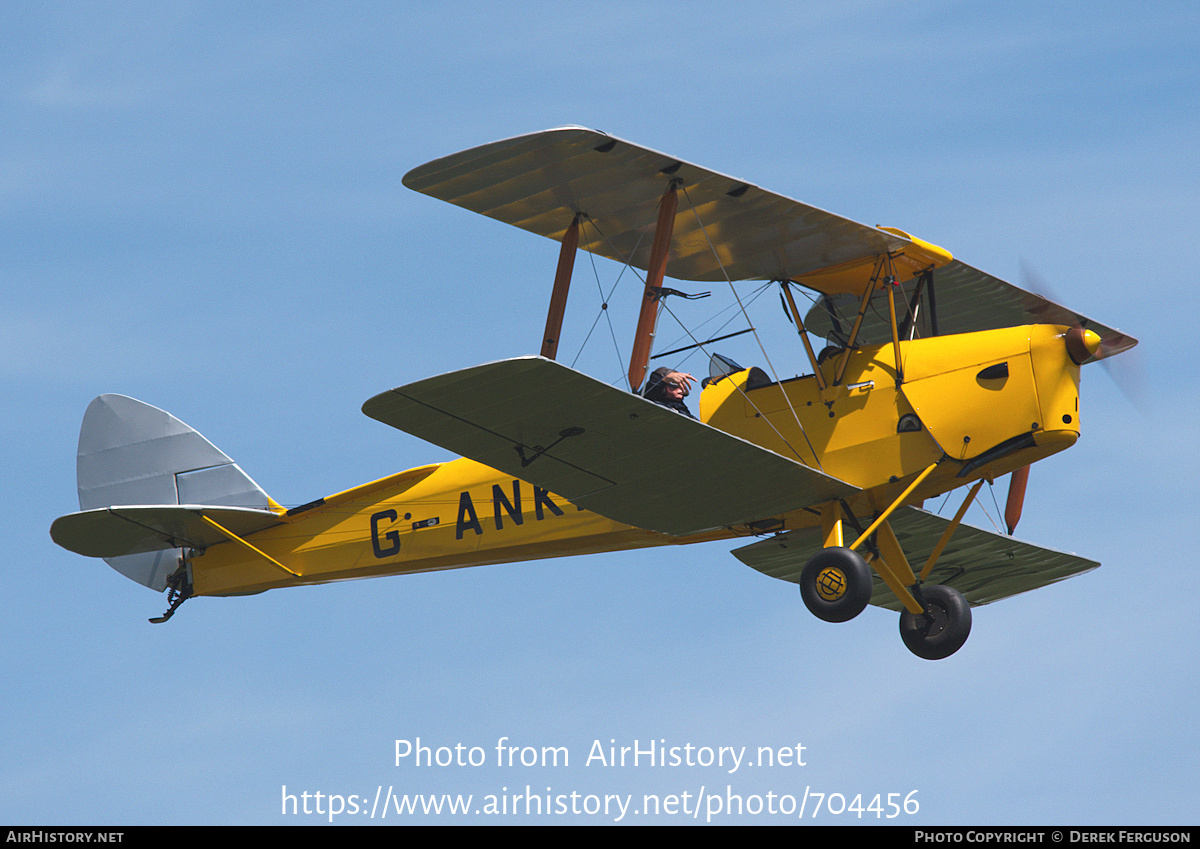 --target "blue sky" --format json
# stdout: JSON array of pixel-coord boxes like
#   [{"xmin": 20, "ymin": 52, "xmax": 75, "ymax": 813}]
[{"xmin": 3, "ymin": 0, "xmax": 1197, "ymax": 825}]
